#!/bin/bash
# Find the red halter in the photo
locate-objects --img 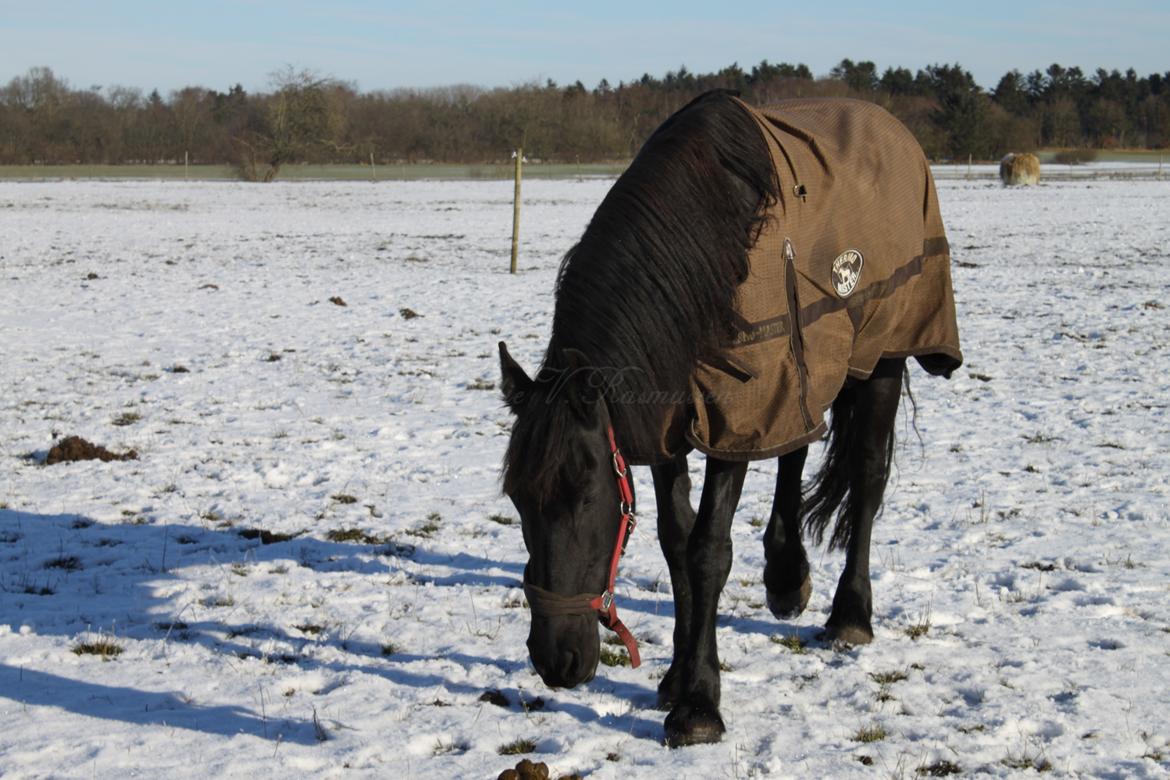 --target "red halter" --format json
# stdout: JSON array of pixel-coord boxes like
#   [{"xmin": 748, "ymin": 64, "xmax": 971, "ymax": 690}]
[{"xmin": 521, "ymin": 424, "xmax": 641, "ymax": 668}]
